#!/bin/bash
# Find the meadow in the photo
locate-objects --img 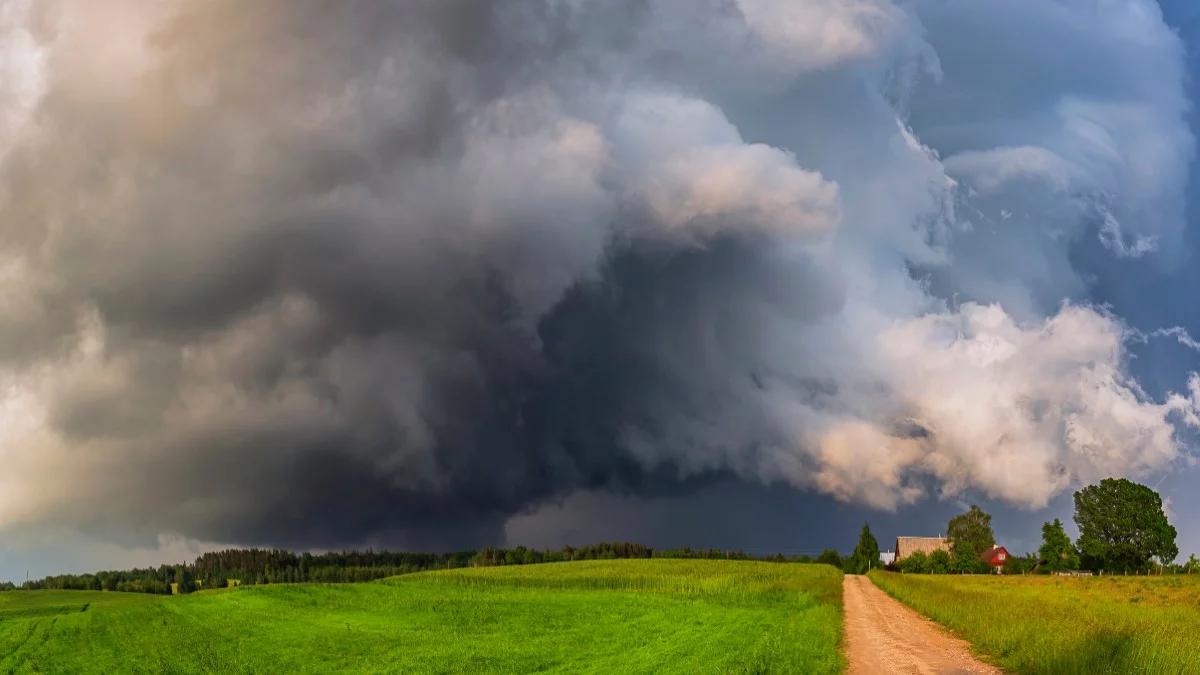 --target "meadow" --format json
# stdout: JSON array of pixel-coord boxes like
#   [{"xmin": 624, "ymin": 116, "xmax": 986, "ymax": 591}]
[
  {"xmin": 869, "ymin": 570, "xmax": 1200, "ymax": 674},
  {"xmin": 0, "ymin": 559, "xmax": 842, "ymax": 674}
]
